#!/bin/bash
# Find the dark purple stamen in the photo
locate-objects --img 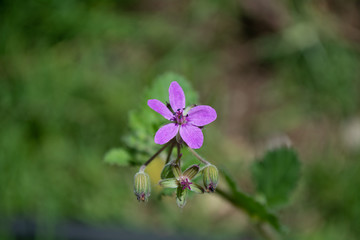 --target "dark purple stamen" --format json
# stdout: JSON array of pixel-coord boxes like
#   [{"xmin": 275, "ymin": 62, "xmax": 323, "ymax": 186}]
[
  {"xmin": 137, "ymin": 192, "xmax": 146, "ymax": 202},
  {"xmin": 170, "ymin": 109, "xmax": 188, "ymax": 125},
  {"xmin": 207, "ymin": 183, "xmax": 215, "ymax": 193},
  {"xmin": 180, "ymin": 178, "xmax": 192, "ymax": 190}
]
